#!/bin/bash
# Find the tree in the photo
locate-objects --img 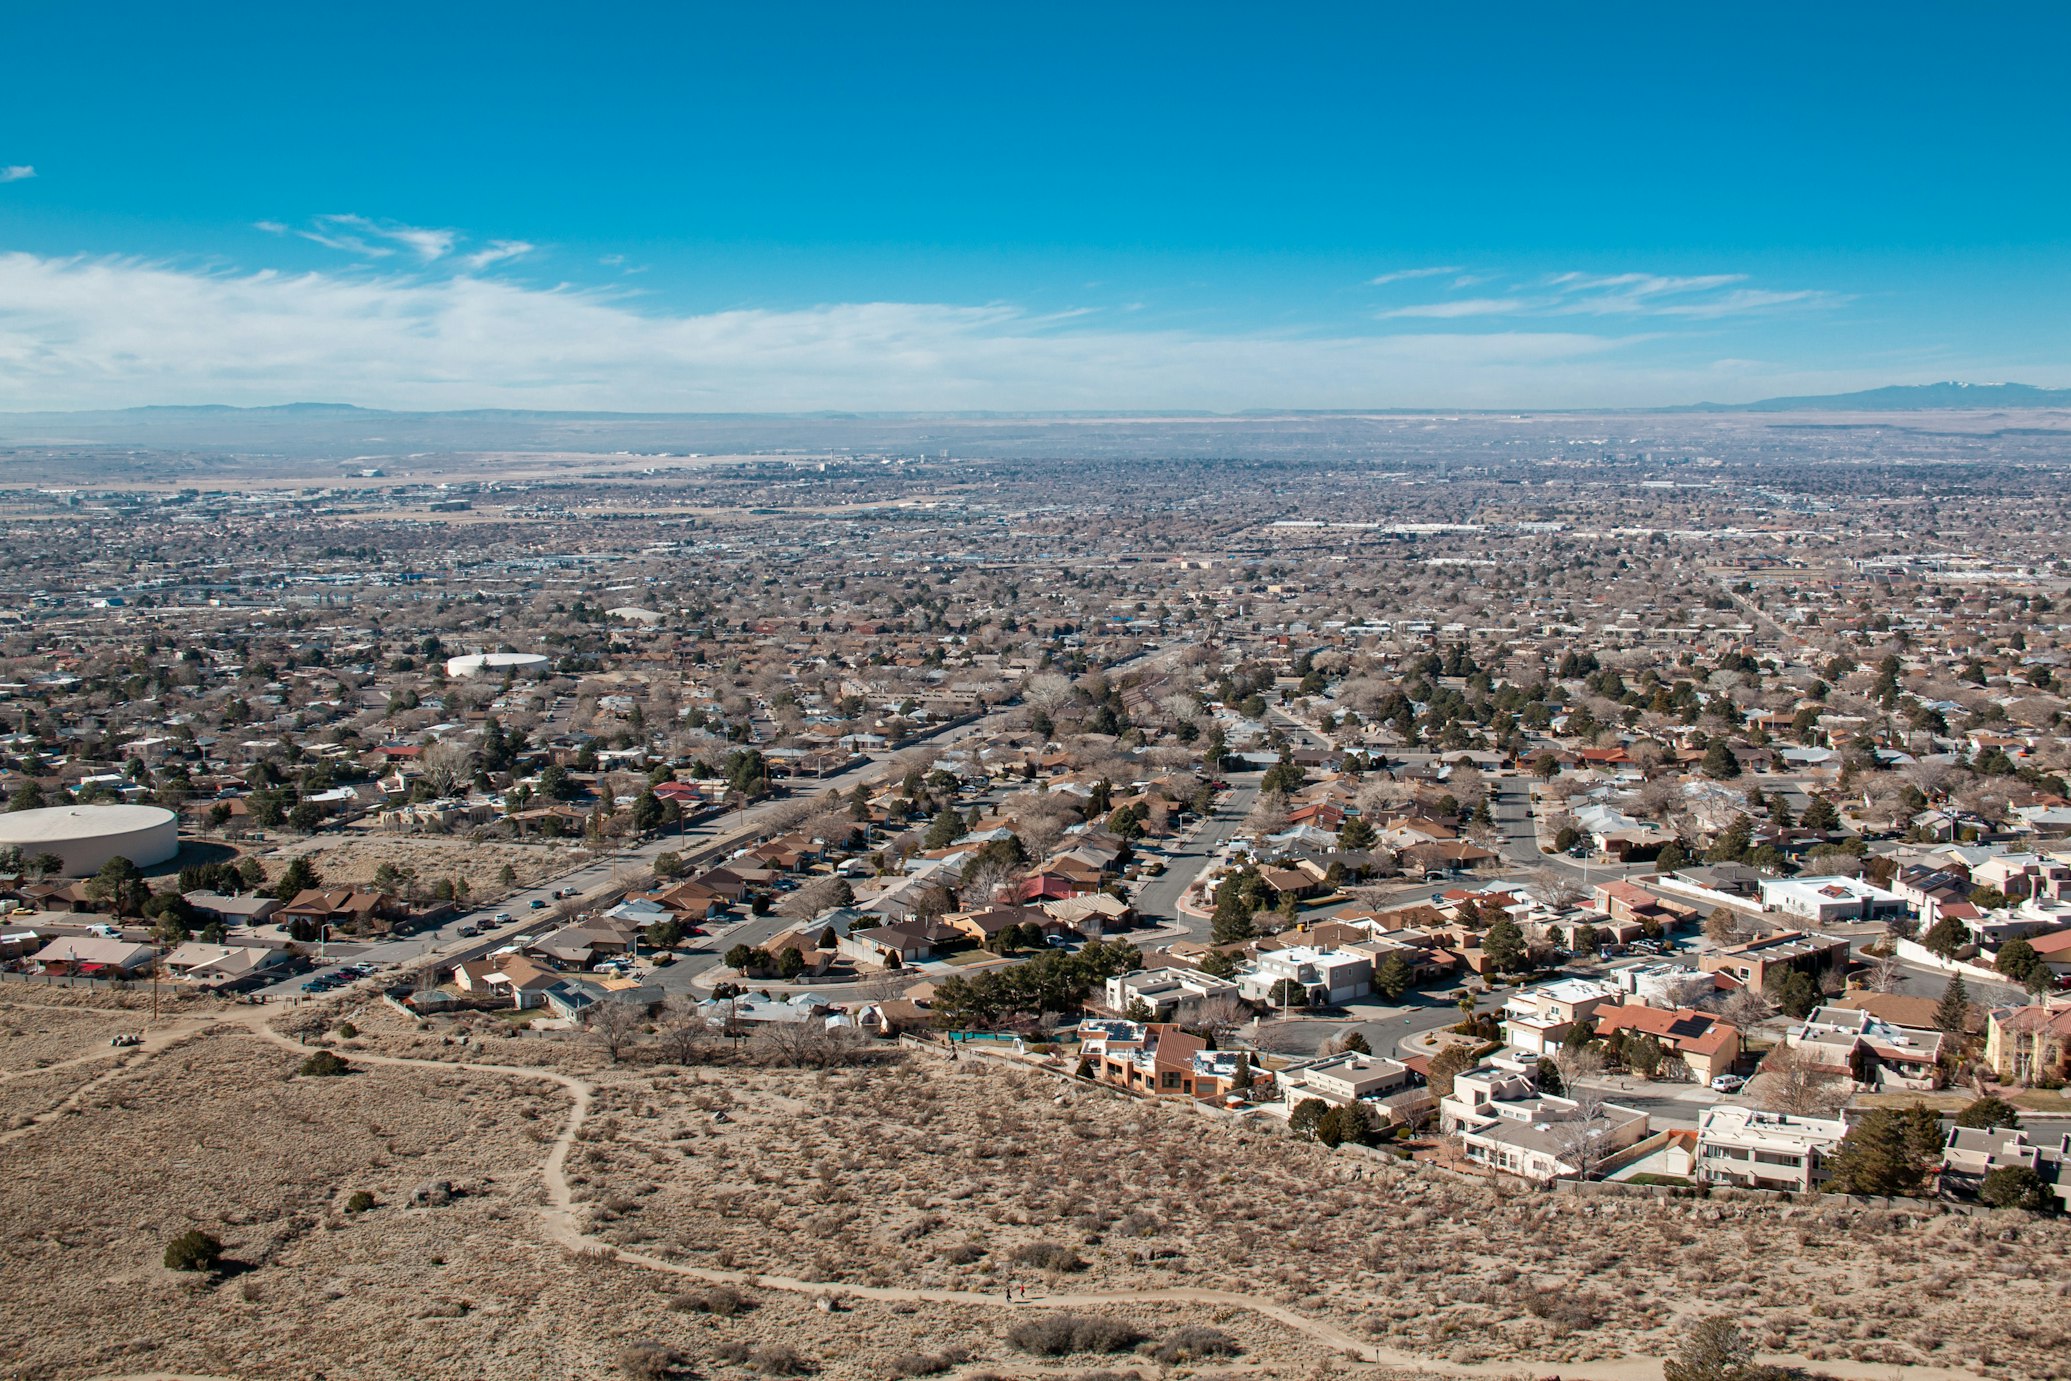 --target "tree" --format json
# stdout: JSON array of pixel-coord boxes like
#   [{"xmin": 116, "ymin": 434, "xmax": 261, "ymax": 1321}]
[
  {"xmin": 1623, "ymin": 1033, "xmax": 1668, "ymax": 1078},
  {"xmin": 1764, "ymin": 968, "xmax": 1819, "ymax": 1019},
  {"xmin": 9, "ymin": 781, "xmax": 46, "ymax": 812},
  {"xmin": 1426, "ymin": 1044, "xmax": 1478, "ymax": 1099},
  {"xmin": 1701, "ymin": 739, "xmax": 1741, "ymax": 779},
  {"xmin": 1654, "ymin": 840, "xmax": 1687, "ymax": 872},
  {"xmin": 1315, "ymin": 1102, "xmax": 1378, "ymax": 1148},
  {"xmin": 1977, "ymin": 1164, "xmax": 2053, "ymax": 1211},
  {"xmin": 1704, "ymin": 907, "xmax": 1742, "ymax": 946},
  {"xmin": 272, "ymin": 856, "xmax": 322, "ymax": 902},
  {"xmin": 630, "ymin": 788, "xmax": 666, "ymax": 834},
  {"xmin": 589, "ymin": 1002, "xmax": 643, "ymax": 1063},
  {"xmin": 1761, "ymin": 1044, "xmax": 1846, "ymax": 1117},
  {"xmin": 1337, "ymin": 816, "xmax": 1376, "ymax": 850},
  {"xmin": 1995, "ymin": 937, "xmax": 2047, "ymax": 987},
  {"xmin": 1483, "ymin": 916, "xmax": 1527, "ymax": 974},
  {"xmin": 85, "ymin": 855, "xmax": 149, "ymax": 917},
  {"xmin": 1266, "ymin": 978, "xmax": 1309, "ymax": 1009},
  {"xmin": 297, "ymin": 1050, "xmax": 351, "ymax": 1077},
  {"xmin": 923, "ymin": 808, "xmax": 964, "ymax": 850},
  {"xmin": 1197, "ymin": 947, "xmax": 1242, "ymax": 980},
  {"xmin": 1288, "ymin": 1097, "xmax": 1330, "ymax": 1142},
  {"xmin": 1374, "ymin": 952, "xmax": 1413, "ymax": 1000},
  {"xmin": 1534, "ymin": 1056, "xmax": 1565, "ymax": 1095},
  {"xmin": 644, "ymin": 918, "xmax": 684, "ymax": 950},
  {"xmin": 164, "ymin": 1229, "xmax": 224, "ymax": 1273},
  {"xmin": 1954, "ymin": 1095, "xmax": 2021, "ymax": 1131},
  {"xmin": 1934, "ymin": 975, "xmax": 1971, "ymax": 1034},
  {"xmin": 1922, "ymin": 914, "xmax": 1970, "ymax": 960},
  {"xmin": 652, "ymin": 850, "xmax": 685, "ymax": 880},
  {"xmin": 1823, "ymin": 1106, "xmax": 1943, "ymax": 1196}
]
